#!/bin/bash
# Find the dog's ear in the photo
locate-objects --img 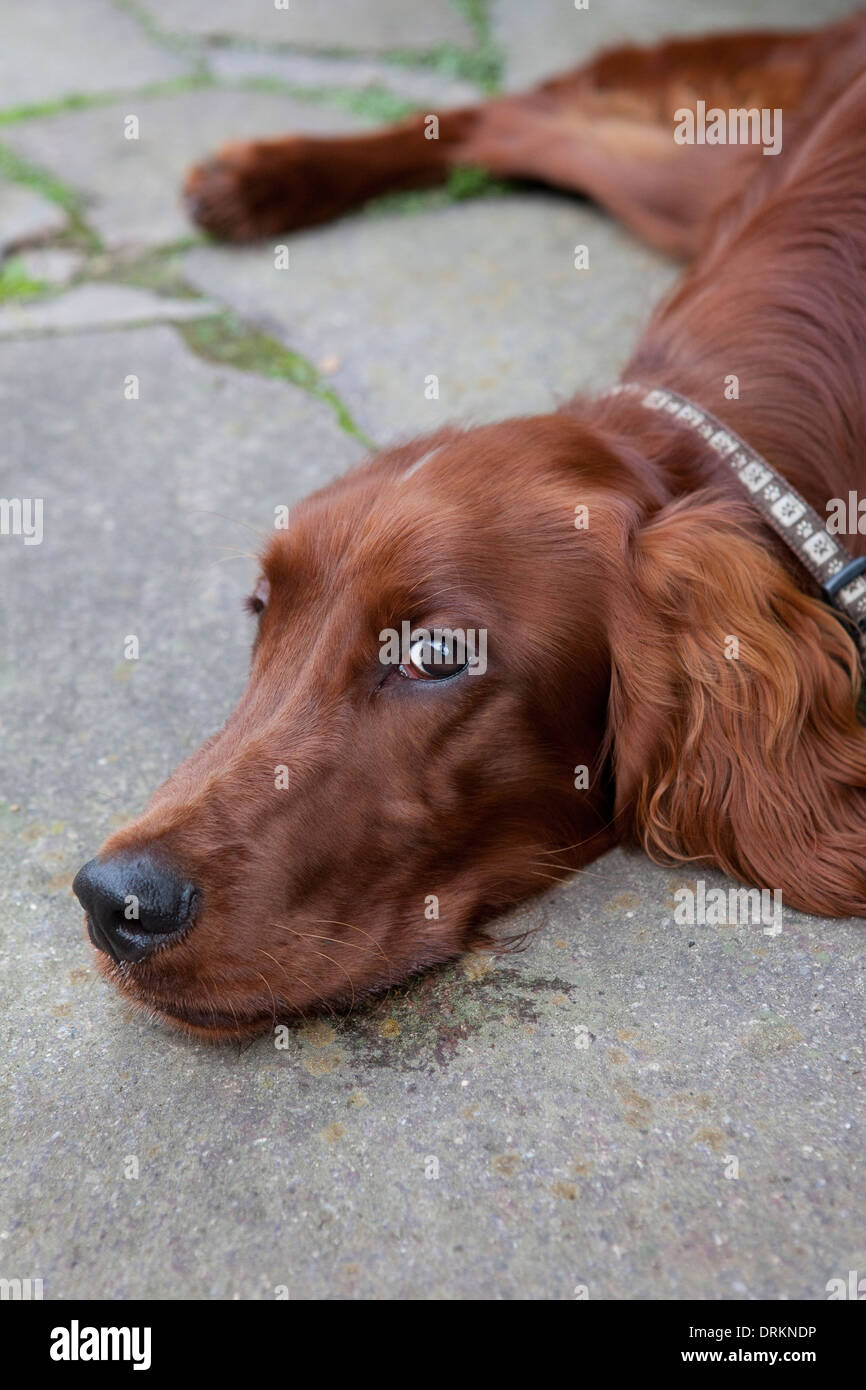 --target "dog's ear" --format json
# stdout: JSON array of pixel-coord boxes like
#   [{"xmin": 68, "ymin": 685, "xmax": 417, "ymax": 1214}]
[{"xmin": 607, "ymin": 494, "xmax": 866, "ymax": 916}]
